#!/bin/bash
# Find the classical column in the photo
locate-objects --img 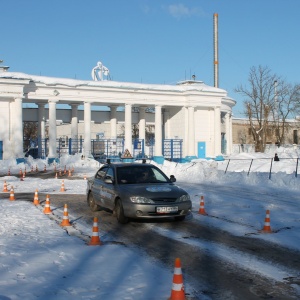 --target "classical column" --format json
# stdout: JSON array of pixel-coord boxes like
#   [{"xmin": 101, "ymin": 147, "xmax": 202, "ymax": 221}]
[
  {"xmin": 164, "ymin": 109, "xmax": 170, "ymax": 139},
  {"xmin": 228, "ymin": 112, "xmax": 233, "ymax": 154},
  {"xmin": 188, "ymin": 106, "xmax": 196, "ymax": 157},
  {"xmin": 225, "ymin": 112, "xmax": 230, "ymax": 155},
  {"xmin": 48, "ymin": 99, "xmax": 57, "ymax": 158},
  {"xmin": 214, "ymin": 106, "xmax": 221, "ymax": 156},
  {"xmin": 183, "ymin": 107, "xmax": 188, "ymax": 157},
  {"xmin": 14, "ymin": 97, "xmax": 23, "ymax": 158},
  {"xmin": 84, "ymin": 101, "xmax": 91, "ymax": 157},
  {"xmin": 124, "ymin": 103, "xmax": 132, "ymax": 152},
  {"xmin": 154, "ymin": 105, "xmax": 163, "ymax": 157},
  {"xmin": 110, "ymin": 105, "xmax": 118, "ymax": 139},
  {"xmin": 70, "ymin": 104, "xmax": 78, "ymax": 139},
  {"xmin": 138, "ymin": 106, "xmax": 146, "ymax": 141},
  {"xmin": 37, "ymin": 103, "xmax": 45, "ymax": 140},
  {"xmin": 37, "ymin": 103, "xmax": 45, "ymax": 158}
]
